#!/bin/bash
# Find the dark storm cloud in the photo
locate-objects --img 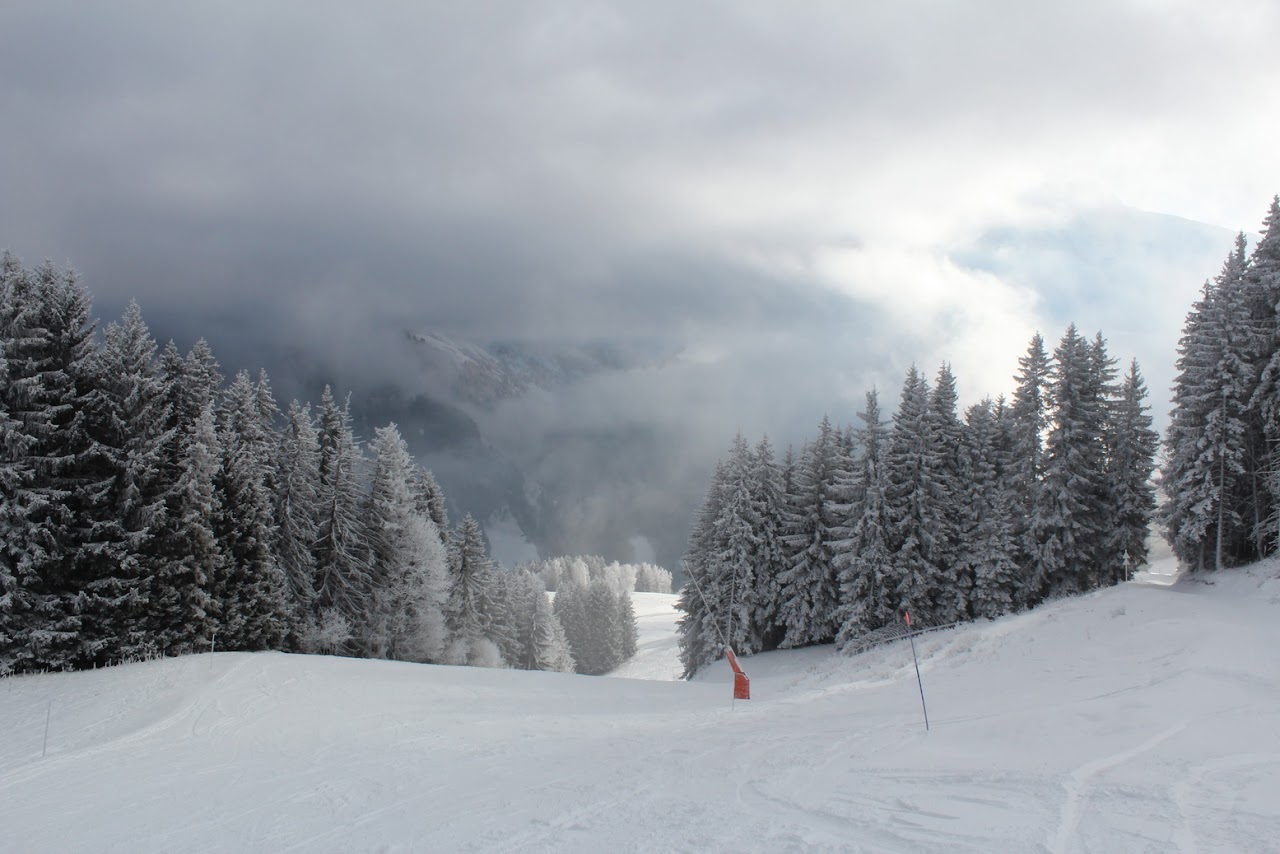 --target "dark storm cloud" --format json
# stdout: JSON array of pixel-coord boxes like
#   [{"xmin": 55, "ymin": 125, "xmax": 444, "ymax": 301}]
[
  {"xmin": 5, "ymin": 0, "xmax": 1274, "ymax": 351},
  {"xmin": 3, "ymin": 1, "xmax": 1279, "ymax": 564}
]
